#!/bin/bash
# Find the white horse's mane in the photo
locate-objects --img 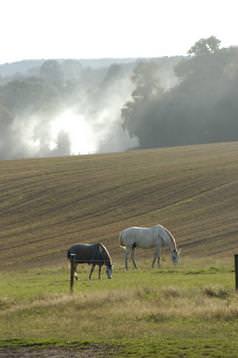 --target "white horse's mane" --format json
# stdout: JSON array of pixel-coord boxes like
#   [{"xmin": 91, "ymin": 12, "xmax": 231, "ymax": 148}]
[{"xmin": 156, "ymin": 224, "xmax": 177, "ymax": 251}]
